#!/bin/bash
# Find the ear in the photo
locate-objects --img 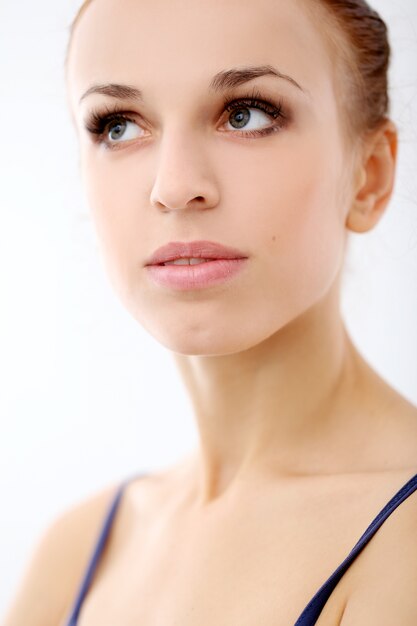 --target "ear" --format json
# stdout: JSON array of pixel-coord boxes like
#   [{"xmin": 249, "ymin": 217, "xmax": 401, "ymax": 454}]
[{"xmin": 346, "ymin": 119, "xmax": 398, "ymax": 234}]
